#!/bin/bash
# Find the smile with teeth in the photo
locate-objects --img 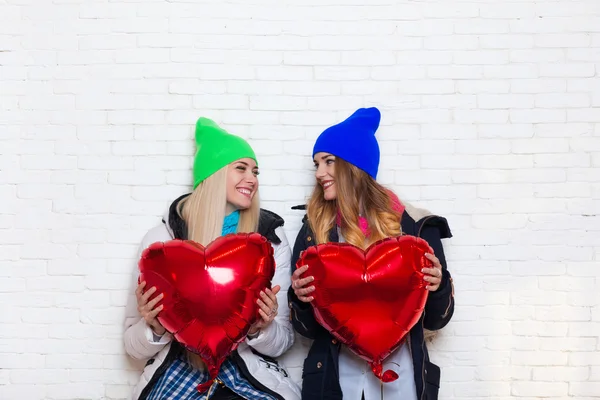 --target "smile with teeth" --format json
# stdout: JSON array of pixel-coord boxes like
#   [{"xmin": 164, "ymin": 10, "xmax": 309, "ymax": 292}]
[
  {"xmin": 322, "ymin": 181, "xmax": 334, "ymax": 190},
  {"xmin": 237, "ymin": 188, "xmax": 252, "ymax": 198}
]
